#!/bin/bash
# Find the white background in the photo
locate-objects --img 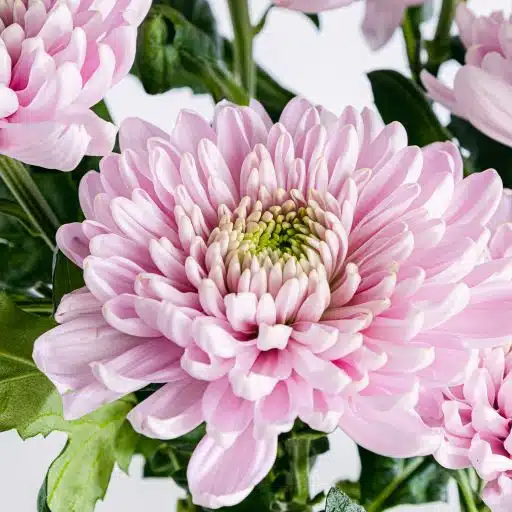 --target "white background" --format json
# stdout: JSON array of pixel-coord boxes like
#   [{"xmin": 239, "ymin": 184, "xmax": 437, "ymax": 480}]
[{"xmin": 2, "ymin": 0, "xmax": 509, "ymax": 510}]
